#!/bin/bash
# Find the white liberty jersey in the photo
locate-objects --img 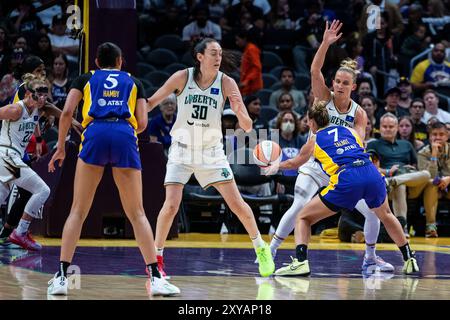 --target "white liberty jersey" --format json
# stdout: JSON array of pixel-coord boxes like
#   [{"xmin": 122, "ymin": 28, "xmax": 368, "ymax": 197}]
[
  {"xmin": 171, "ymin": 68, "xmax": 225, "ymax": 148},
  {"xmin": 326, "ymin": 92, "xmax": 359, "ymax": 128},
  {"xmin": 299, "ymin": 93, "xmax": 360, "ymax": 184},
  {"xmin": 0, "ymin": 100, "xmax": 39, "ymax": 157}
]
